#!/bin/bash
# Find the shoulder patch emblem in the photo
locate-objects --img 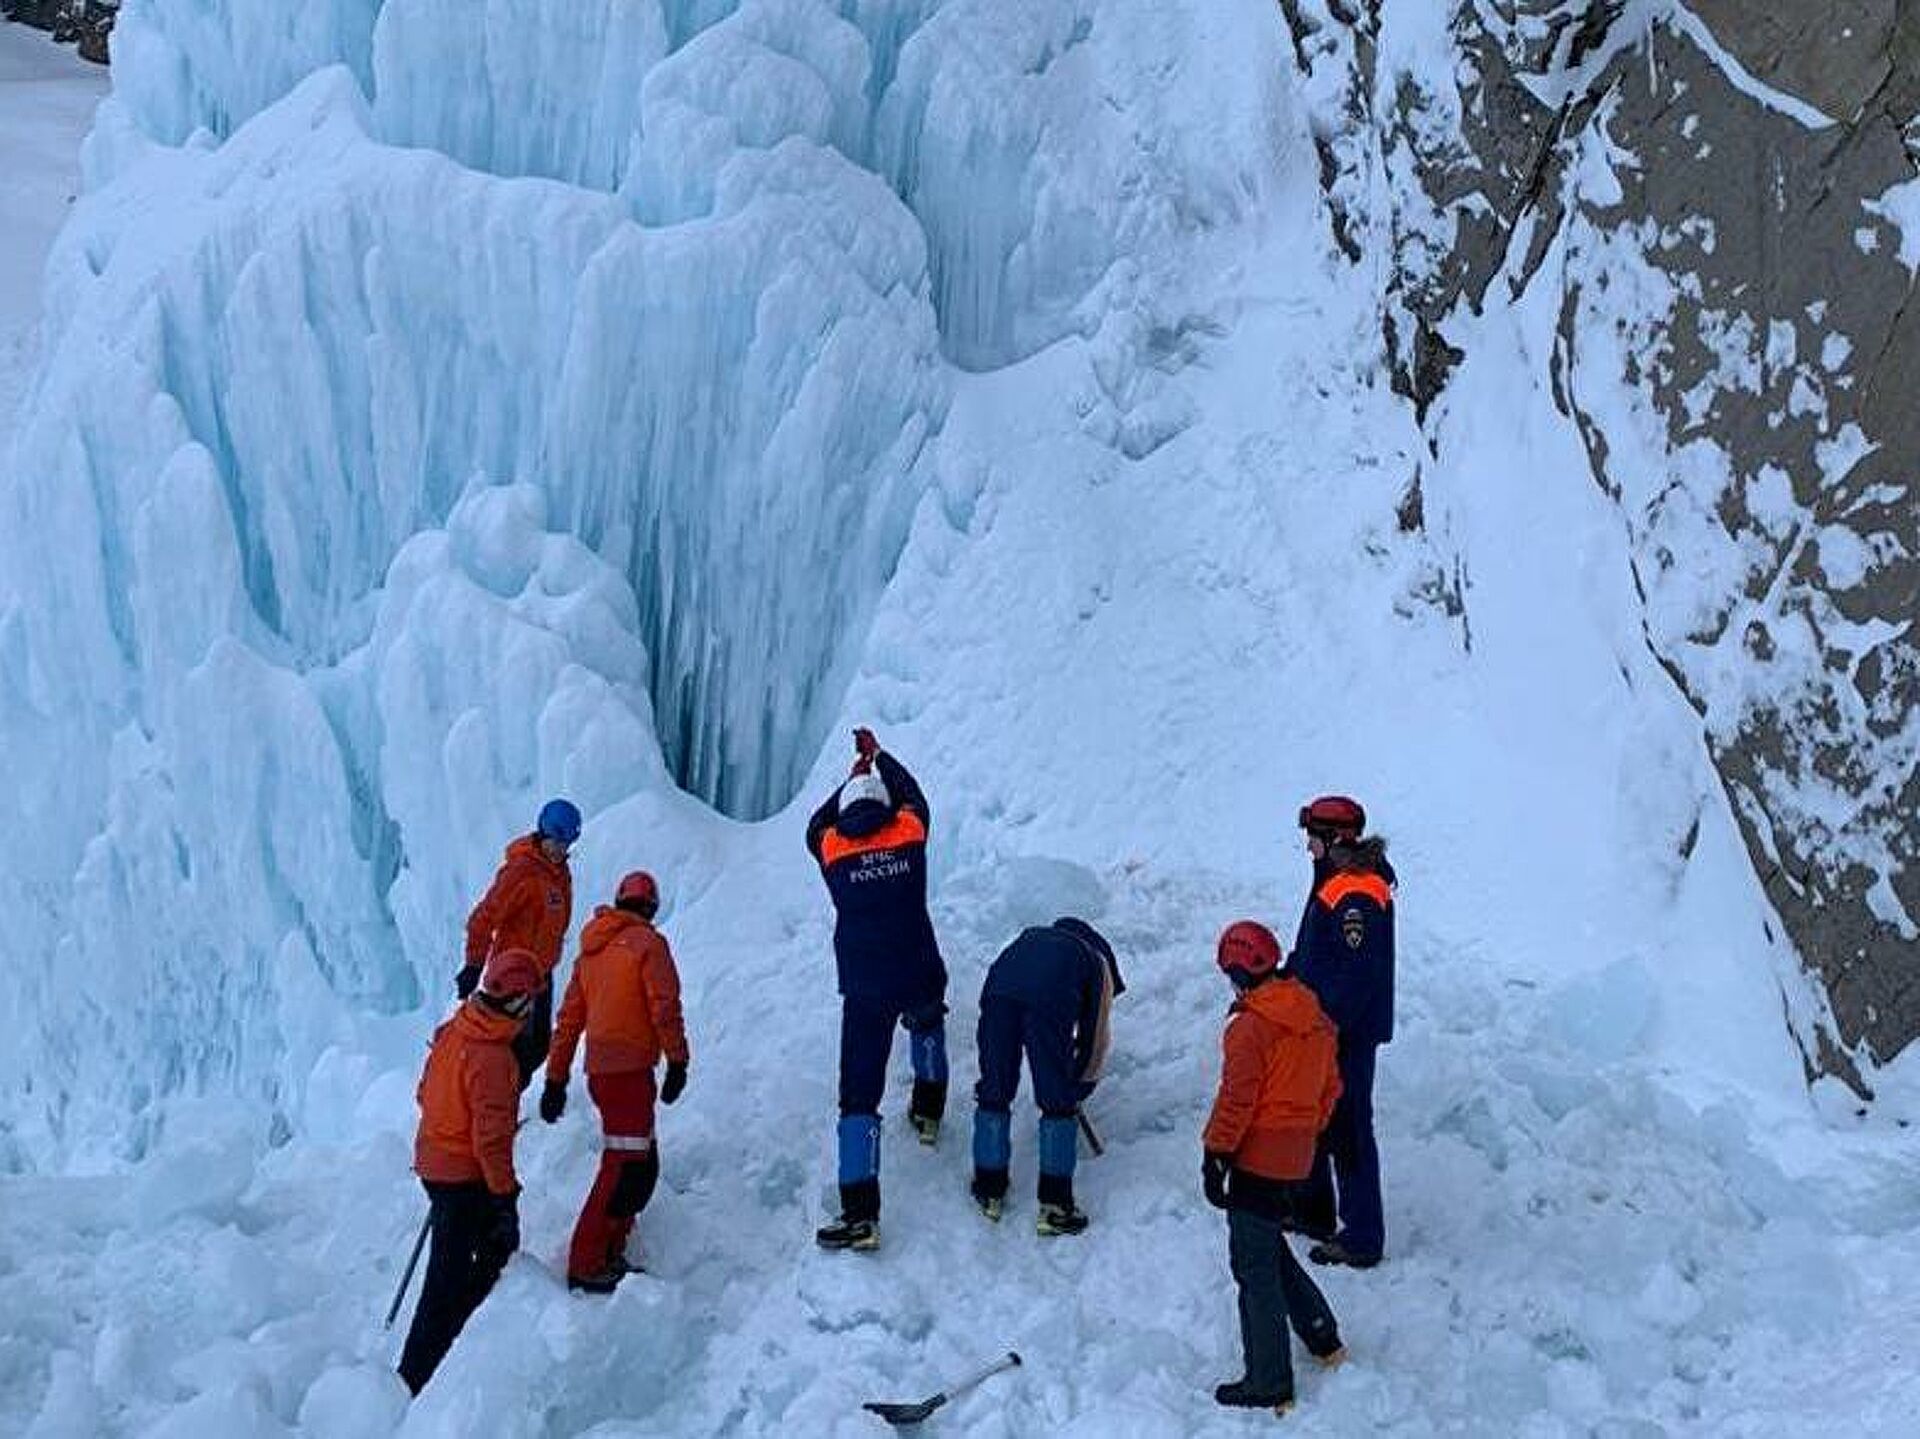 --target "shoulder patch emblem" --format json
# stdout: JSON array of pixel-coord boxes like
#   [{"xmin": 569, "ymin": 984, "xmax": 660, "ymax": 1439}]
[{"xmin": 1341, "ymin": 908, "xmax": 1366, "ymax": 950}]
